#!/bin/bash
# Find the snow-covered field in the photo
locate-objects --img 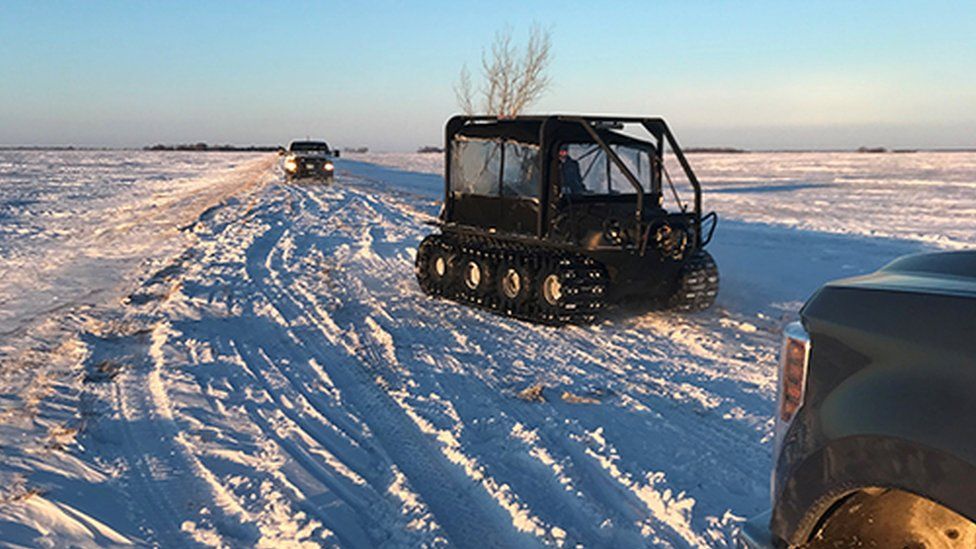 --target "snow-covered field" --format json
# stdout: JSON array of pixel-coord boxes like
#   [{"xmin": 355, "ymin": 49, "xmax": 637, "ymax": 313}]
[
  {"xmin": 0, "ymin": 150, "xmax": 971, "ymax": 547},
  {"xmin": 348, "ymin": 151, "xmax": 976, "ymax": 250},
  {"xmin": 0, "ymin": 151, "xmax": 274, "ymax": 337}
]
